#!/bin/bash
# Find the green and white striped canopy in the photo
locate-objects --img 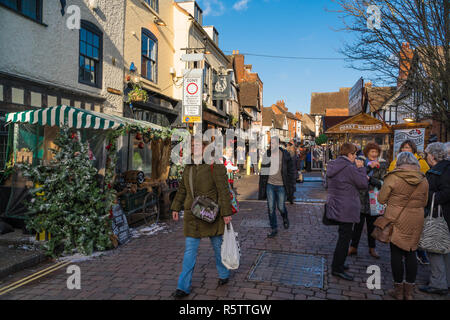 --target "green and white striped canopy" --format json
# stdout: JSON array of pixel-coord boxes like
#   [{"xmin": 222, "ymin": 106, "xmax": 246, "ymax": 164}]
[{"xmin": 5, "ymin": 105, "xmax": 163, "ymax": 131}]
